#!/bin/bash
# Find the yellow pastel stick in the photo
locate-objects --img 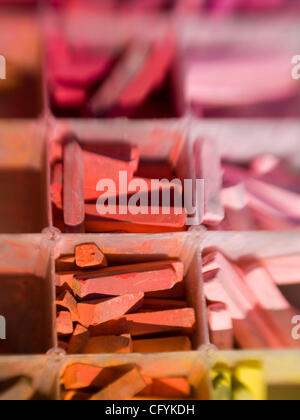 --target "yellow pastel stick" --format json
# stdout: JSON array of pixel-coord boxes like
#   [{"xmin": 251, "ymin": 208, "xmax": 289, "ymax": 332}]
[
  {"xmin": 233, "ymin": 361, "xmax": 267, "ymax": 401},
  {"xmin": 212, "ymin": 364, "xmax": 232, "ymax": 401}
]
